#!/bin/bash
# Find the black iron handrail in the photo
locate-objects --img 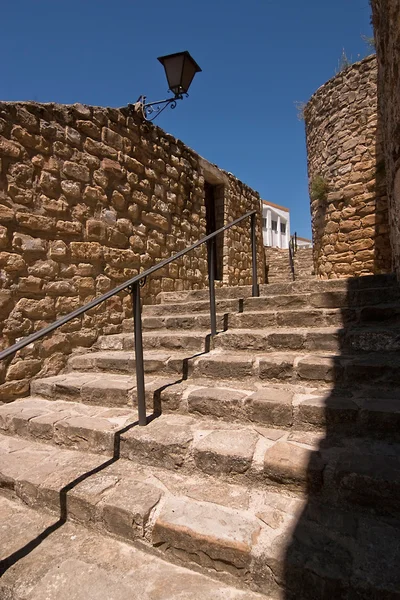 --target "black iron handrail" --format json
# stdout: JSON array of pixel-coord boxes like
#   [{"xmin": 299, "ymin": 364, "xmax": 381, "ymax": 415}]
[
  {"xmin": 0, "ymin": 209, "xmax": 259, "ymax": 426},
  {"xmin": 288, "ymin": 232, "xmax": 297, "ymax": 281}
]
